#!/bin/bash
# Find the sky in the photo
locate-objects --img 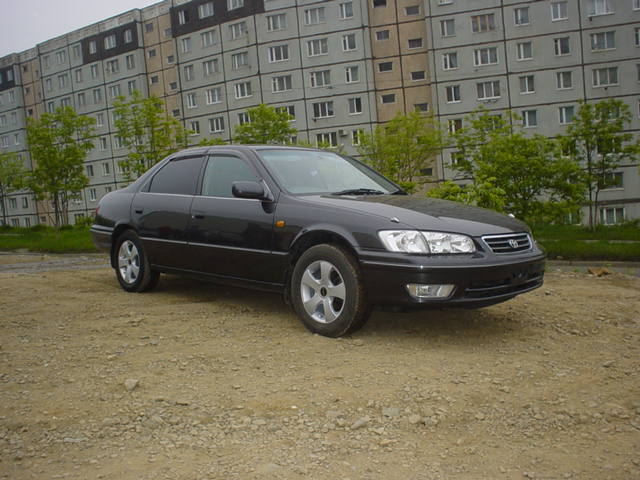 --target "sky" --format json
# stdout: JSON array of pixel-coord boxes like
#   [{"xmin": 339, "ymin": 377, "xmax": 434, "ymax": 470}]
[{"xmin": 0, "ymin": 0, "xmax": 162, "ymax": 57}]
